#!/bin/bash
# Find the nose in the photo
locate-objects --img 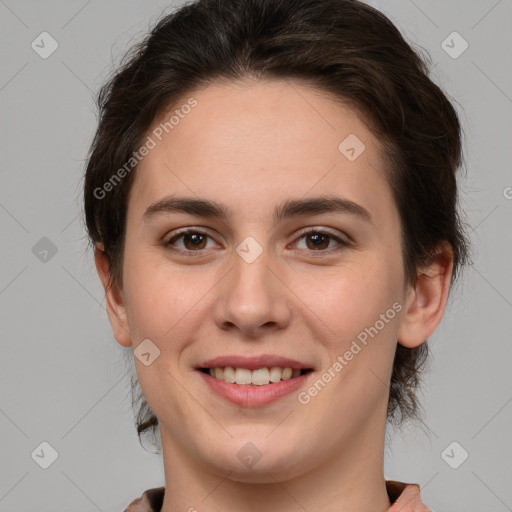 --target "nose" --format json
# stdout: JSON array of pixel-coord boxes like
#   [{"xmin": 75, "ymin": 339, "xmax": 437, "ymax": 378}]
[{"xmin": 212, "ymin": 244, "xmax": 292, "ymax": 338}]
